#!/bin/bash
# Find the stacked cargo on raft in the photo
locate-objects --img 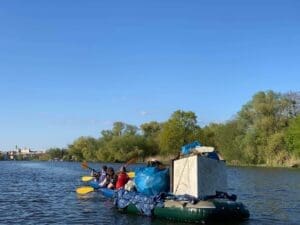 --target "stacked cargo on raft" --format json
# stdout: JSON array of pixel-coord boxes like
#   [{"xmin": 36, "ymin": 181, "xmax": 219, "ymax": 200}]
[
  {"xmin": 79, "ymin": 141, "xmax": 250, "ymax": 223},
  {"xmin": 172, "ymin": 145, "xmax": 227, "ymax": 198}
]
